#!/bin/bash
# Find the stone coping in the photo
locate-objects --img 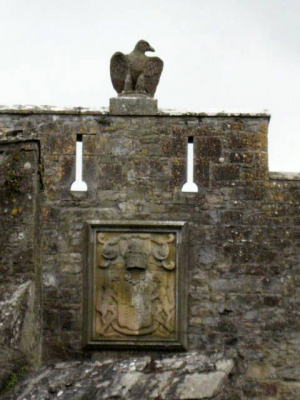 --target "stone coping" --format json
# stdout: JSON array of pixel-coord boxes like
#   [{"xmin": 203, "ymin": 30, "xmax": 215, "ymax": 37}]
[
  {"xmin": 269, "ymin": 171, "xmax": 300, "ymax": 181},
  {"xmin": 0, "ymin": 105, "xmax": 271, "ymax": 118}
]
